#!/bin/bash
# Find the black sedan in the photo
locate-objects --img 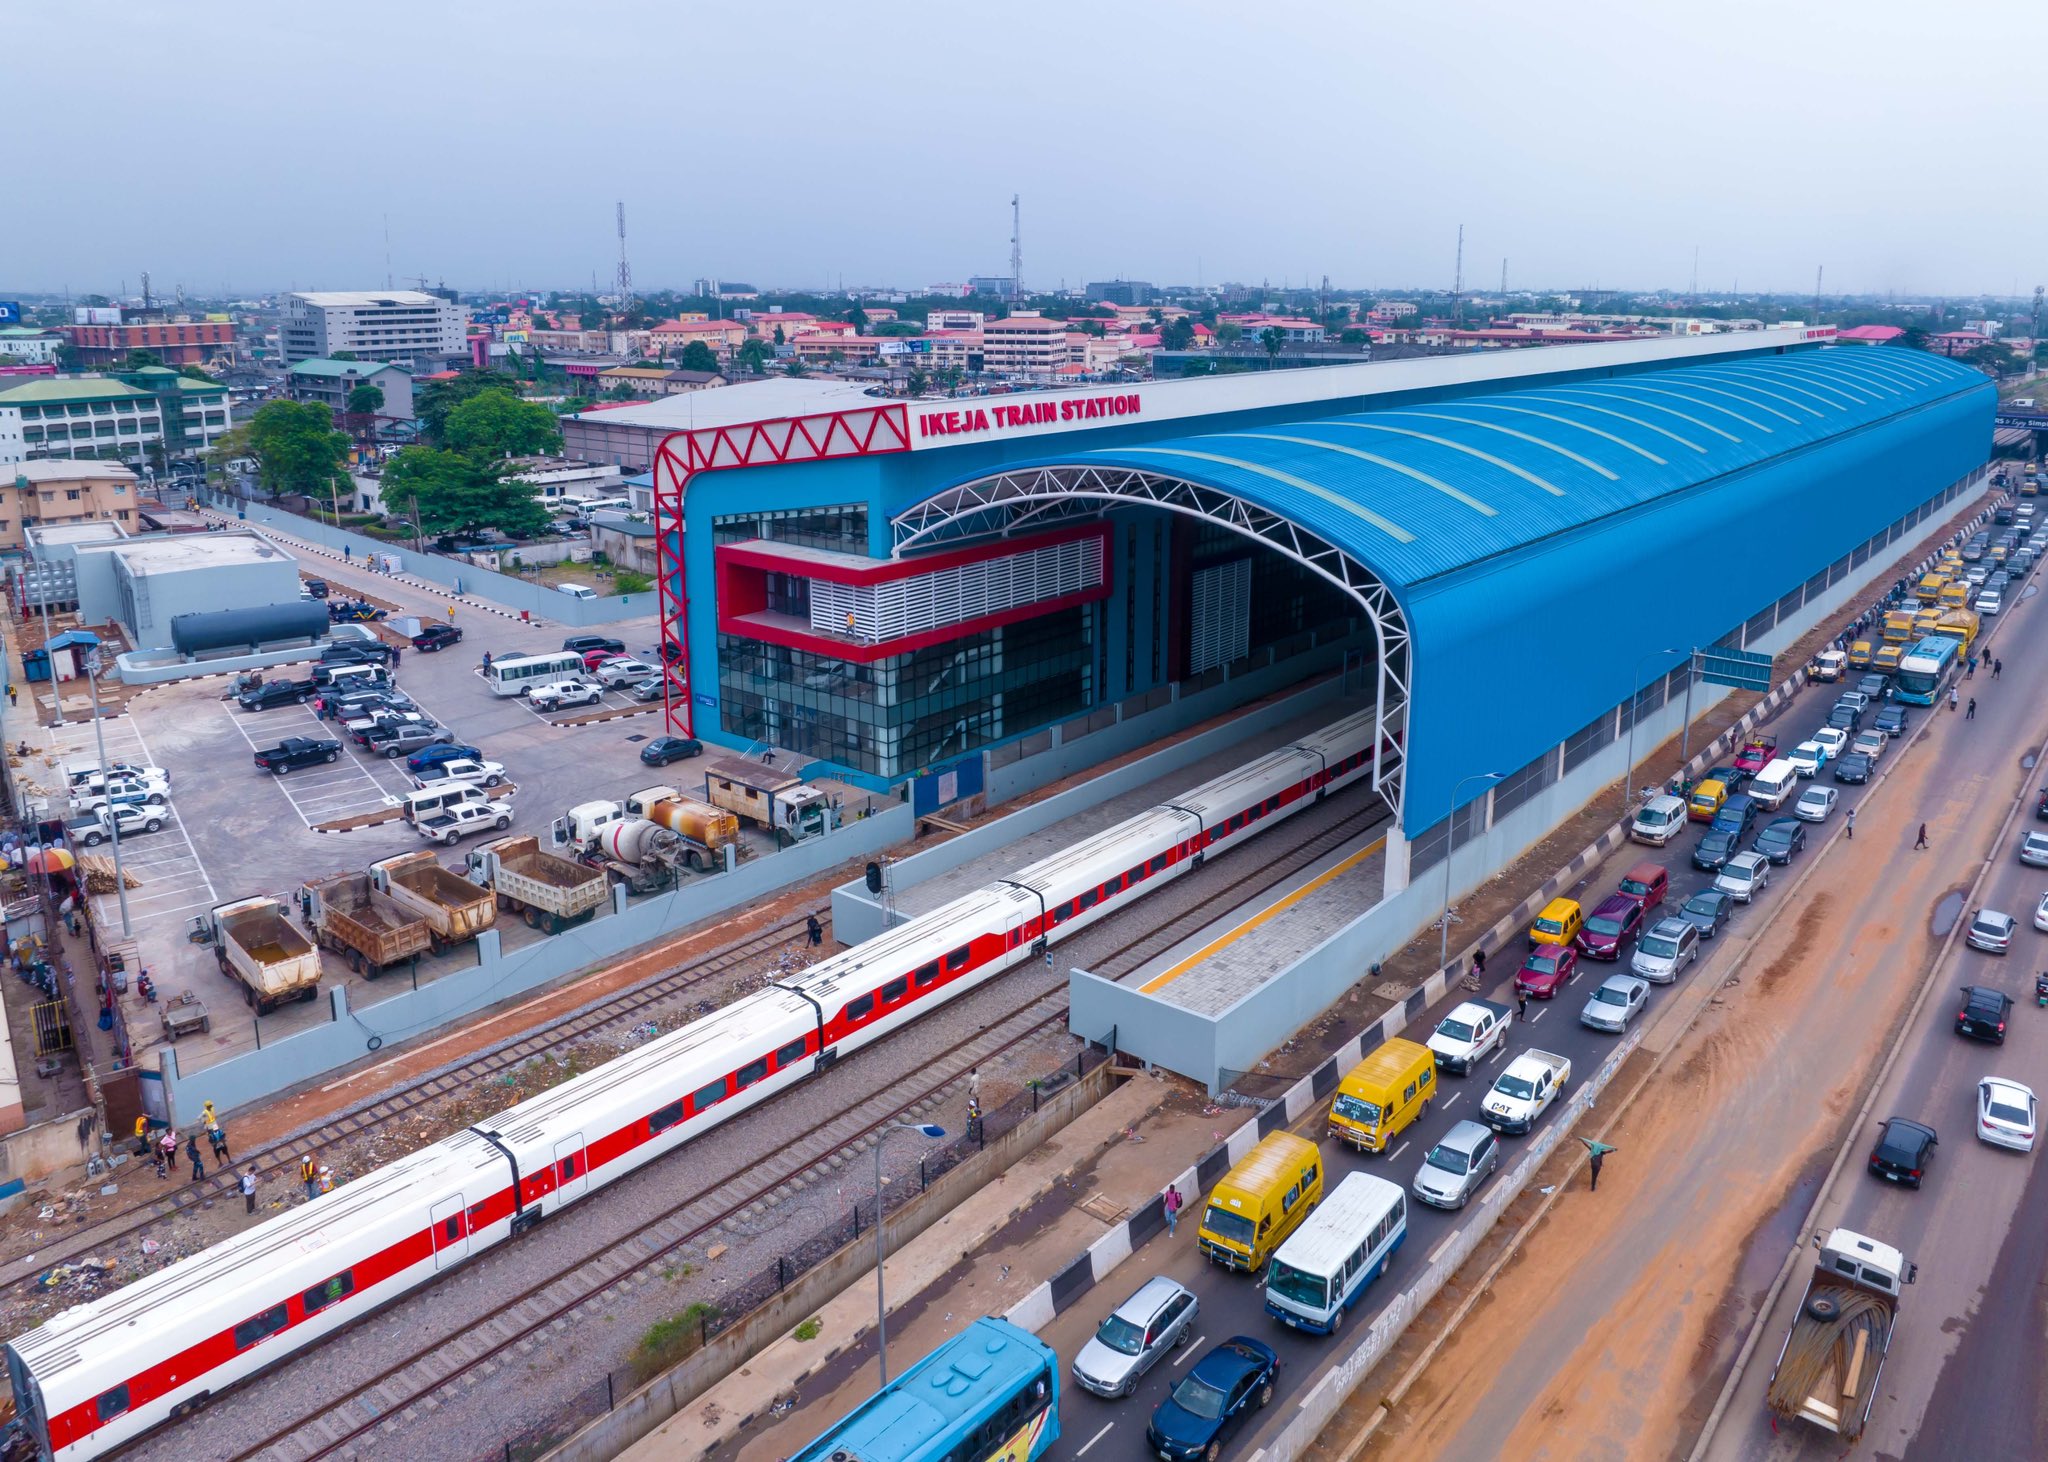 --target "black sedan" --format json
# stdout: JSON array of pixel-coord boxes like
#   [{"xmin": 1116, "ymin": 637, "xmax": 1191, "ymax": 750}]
[
  {"xmin": 1875, "ymin": 703, "xmax": 1909, "ymax": 738},
  {"xmin": 1677, "ymin": 888, "xmax": 1734, "ymax": 939},
  {"xmin": 1706, "ymin": 764, "xmax": 1745, "ymax": 790},
  {"xmin": 1691, "ymin": 828, "xmax": 1740, "ymax": 872},
  {"xmin": 1753, "ymin": 817, "xmax": 1808, "ymax": 865},
  {"xmin": 1854, "ymin": 673, "xmax": 1891, "ymax": 703},
  {"xmin": 1146, "ymin": 1336, "xmax": 1278, "ymax": 1462},
  {"xmin": 1826, "ymin": 703, "xmax": 1863, "ymax": 732},
  {"xmin": 1955, "ymin": 984, "xmax": 2012, "ymax": 1043},
  {"xmin": 639, "ymin": 736, "xmax": 704, "ymax": 768},
  {"xmin": 1832, "ymin": 751, "xmax": 1872, "ymax": 785},
  {"xmin": 1868, "ymin": 1116, "xmax": 1937, "ymax": 1189},
  {"xmin": 412, "ymin": 623, "xmax": 464, "ymax": 651}
]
